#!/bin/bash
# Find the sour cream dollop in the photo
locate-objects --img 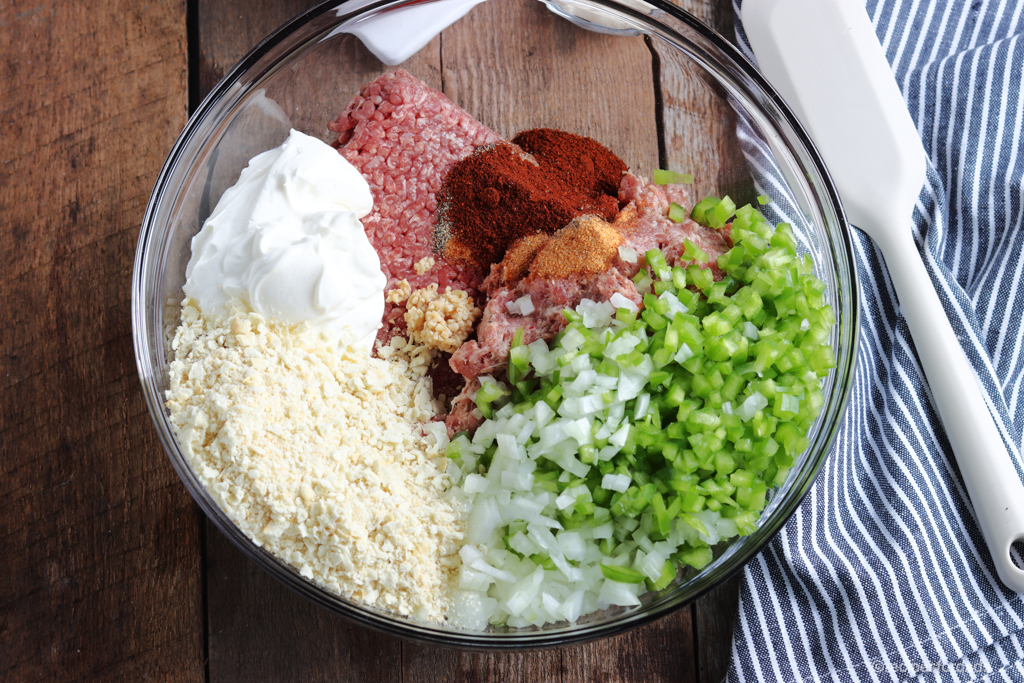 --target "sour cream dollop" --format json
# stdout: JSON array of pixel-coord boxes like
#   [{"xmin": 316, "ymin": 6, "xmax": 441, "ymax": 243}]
[{"xmin": 183, "ymin": 129, "xmax": 385, "ymax": 352}]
